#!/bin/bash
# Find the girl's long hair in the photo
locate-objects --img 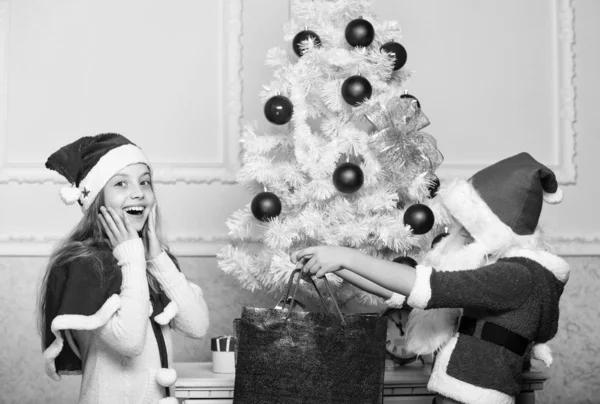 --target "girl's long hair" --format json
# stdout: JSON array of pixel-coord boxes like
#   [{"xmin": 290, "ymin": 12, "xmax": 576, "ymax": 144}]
[{"xmin": 36, "ymin": 189, "xmax": 177, "ymax": 351}]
